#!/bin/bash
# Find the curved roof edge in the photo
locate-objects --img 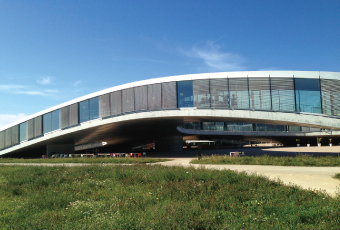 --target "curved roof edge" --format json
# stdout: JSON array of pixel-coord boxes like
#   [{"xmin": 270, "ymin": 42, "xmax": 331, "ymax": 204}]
[{"xmin": 1, "ymin": 70, "xmax": 340, "ymax": 131}]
